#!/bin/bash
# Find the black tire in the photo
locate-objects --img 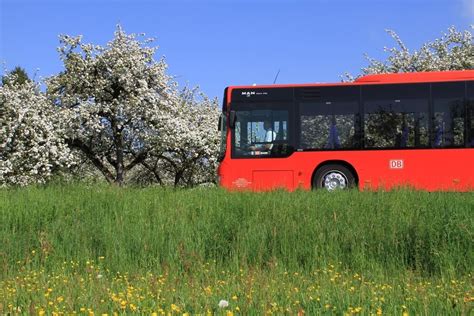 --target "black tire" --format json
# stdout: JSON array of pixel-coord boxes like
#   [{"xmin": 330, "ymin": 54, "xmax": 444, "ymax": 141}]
[{"xmin": 313, "ymin": 164, "xmax": 356, "ymax": 191}]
